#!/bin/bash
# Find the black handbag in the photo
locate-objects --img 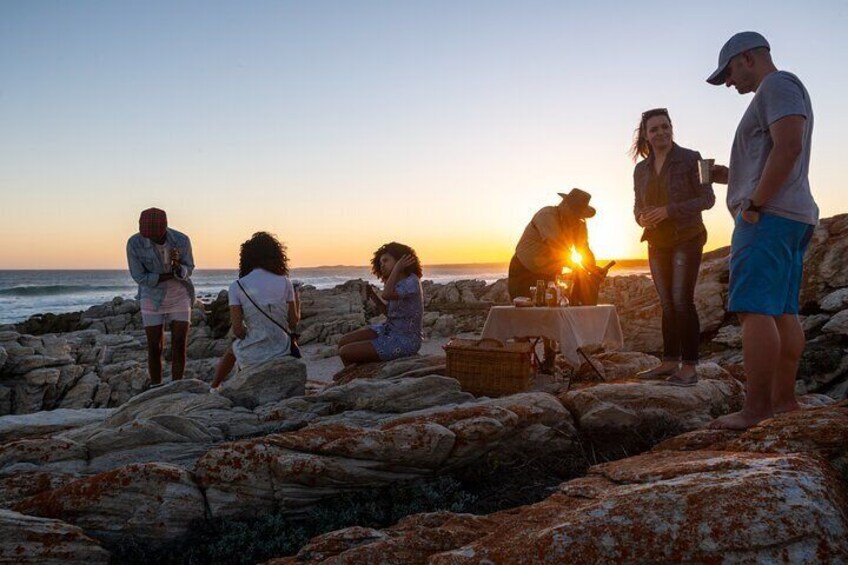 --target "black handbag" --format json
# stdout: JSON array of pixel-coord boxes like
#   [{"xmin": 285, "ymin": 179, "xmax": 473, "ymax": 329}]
[{"xmin": 236, "ymin": 280, "xmax": 302, "ymax": 359}]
